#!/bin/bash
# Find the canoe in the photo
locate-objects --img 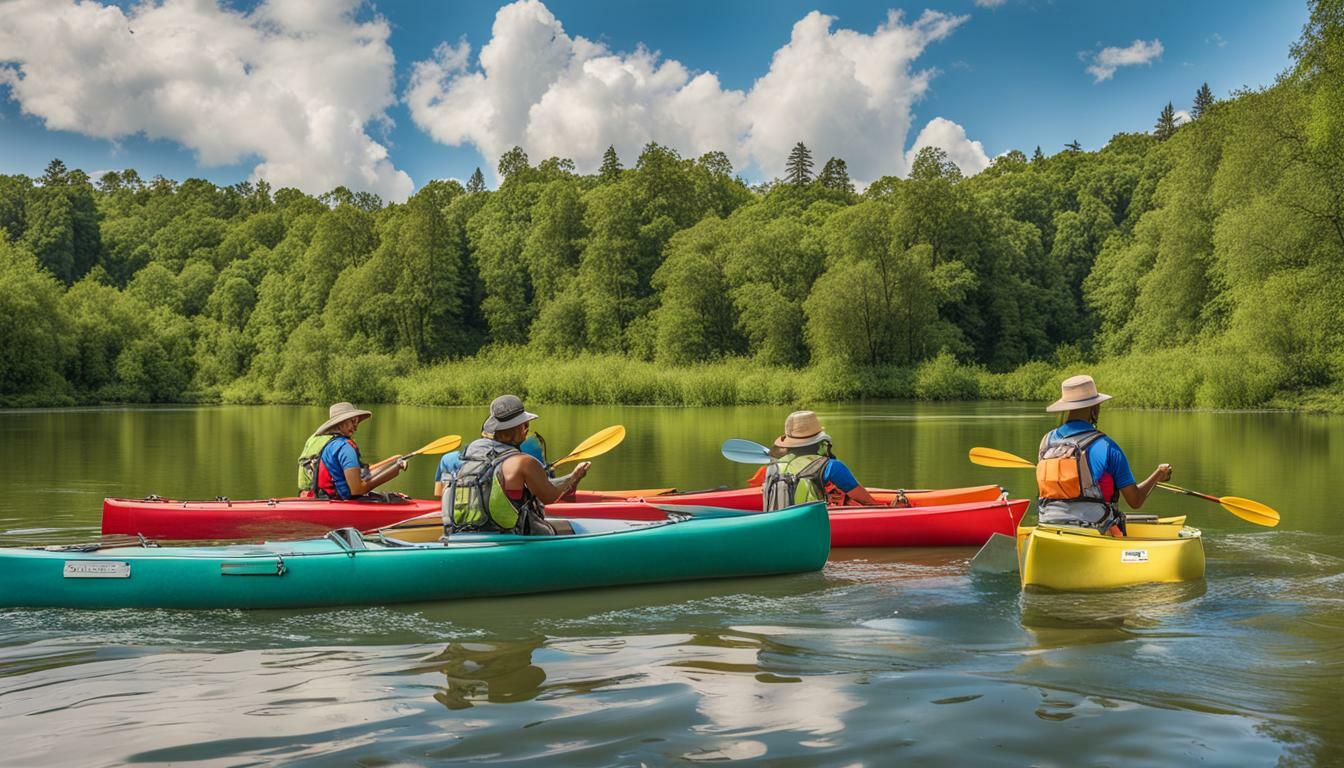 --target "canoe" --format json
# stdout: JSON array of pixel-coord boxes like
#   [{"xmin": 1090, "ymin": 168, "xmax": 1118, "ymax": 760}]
[
  {"xmin": 101, "ymin": 484, "xmax": 1006, "ymax": 541},
  {"xmin": 379, "ymin": 496, "xmax": 1031, "ymax": 547},
  {"xmin": 0, "ymin": 503, "xmax": 830, "ymax": 610},
  {"xmin": 1017, "ymin": 517, "xmax": 1205, "ymax": 591}
]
